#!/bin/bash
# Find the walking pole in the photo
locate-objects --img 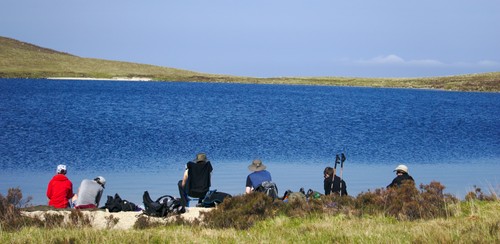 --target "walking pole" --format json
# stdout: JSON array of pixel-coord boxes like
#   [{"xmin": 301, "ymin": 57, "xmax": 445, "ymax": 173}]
[
  {"xmin": 339, "ymin": 153, "xmax": 346, "ymax": 196},
  {"xmin": 331, "ymin": 154, "xmax": 340, "ymax": 195}
]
